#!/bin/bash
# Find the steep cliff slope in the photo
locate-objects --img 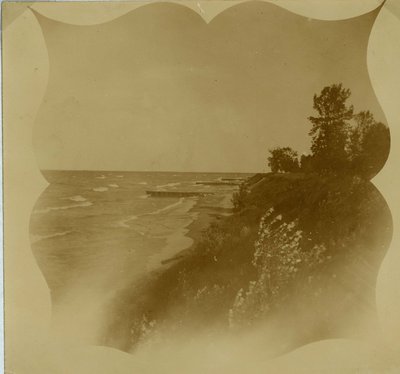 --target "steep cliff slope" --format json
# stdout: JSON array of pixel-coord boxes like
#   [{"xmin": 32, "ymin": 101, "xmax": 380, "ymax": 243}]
[{"xmin": 105, "ymin": 173, "xmax": 392, "ymax": 354}]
